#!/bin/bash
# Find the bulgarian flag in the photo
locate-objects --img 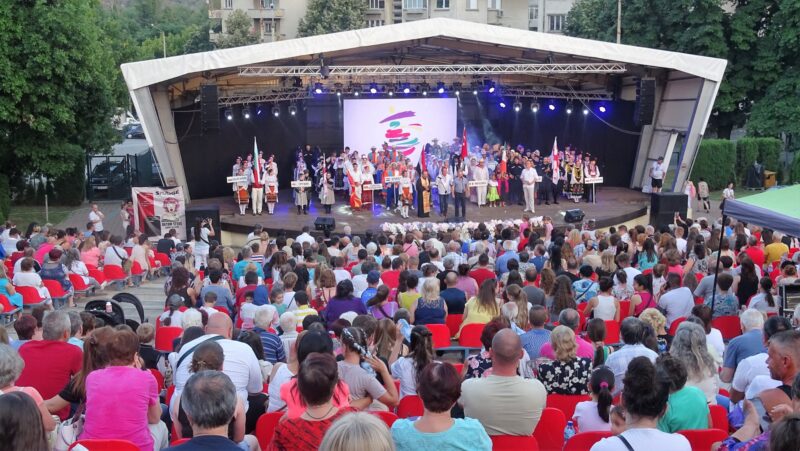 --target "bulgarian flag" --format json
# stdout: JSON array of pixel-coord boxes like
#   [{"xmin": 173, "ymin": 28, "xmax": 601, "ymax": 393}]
[
  {"xmin": 252, "ymin": 137, "xmax": 261, "ymax": 186},
  {"xmin": 551, "ymin": 136, "xmax": 560, "ymax": 183},
  {"xmin": 460, "ymin": 127, "xmax": 468, "ymax": 159}
]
